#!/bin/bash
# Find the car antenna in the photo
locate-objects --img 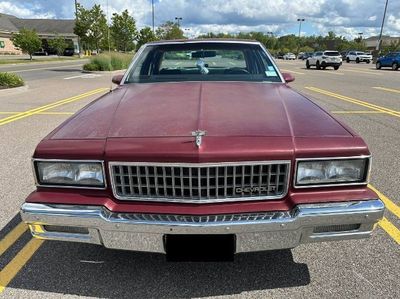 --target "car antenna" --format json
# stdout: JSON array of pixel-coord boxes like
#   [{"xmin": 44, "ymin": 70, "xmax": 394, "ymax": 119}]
[{"xmin": 106, "ymin": 0, "xmax": 113, "ymax": 92}]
